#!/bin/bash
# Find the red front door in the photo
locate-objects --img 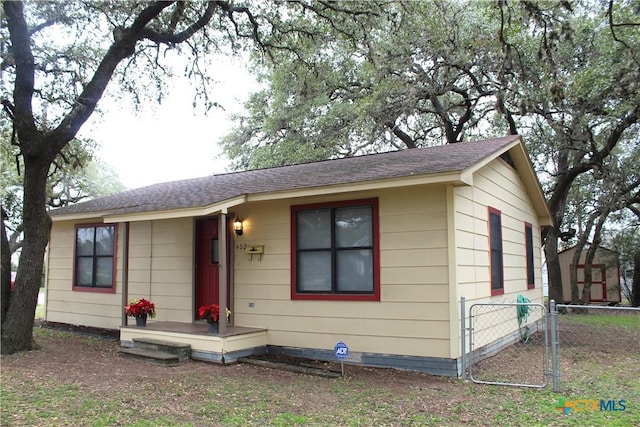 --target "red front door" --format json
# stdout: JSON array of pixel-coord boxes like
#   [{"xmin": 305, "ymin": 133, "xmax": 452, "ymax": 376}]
[{"xmin": 195, "ymin": 219, "xmax": 220, "ymax": 315}]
